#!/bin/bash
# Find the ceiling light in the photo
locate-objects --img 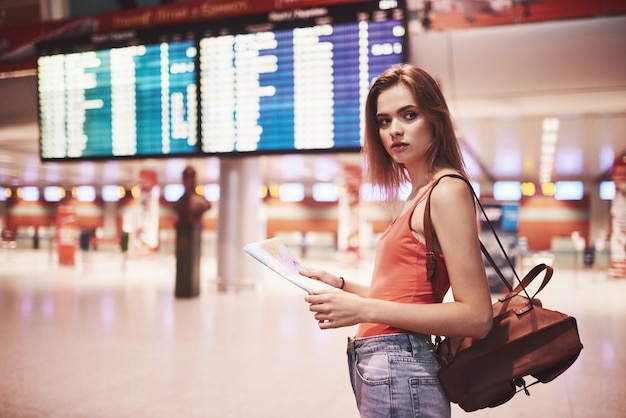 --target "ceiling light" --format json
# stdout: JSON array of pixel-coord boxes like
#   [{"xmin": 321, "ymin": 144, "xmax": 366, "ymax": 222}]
[
  {"xmin": 541, "ymin": 183, "xmax": 555, "ymax": 196},
  {"xmin": 541, "ymin": 132, "xmax": 558, "ymax": 144},
  {"xmin": 521, "ymin": 182, "xmax": 536, "ymax": 196},
  {"xmin": 541, "ymin": 144, "xmax": 556, "ymax": 155},
  {"xmin": 542, "ymin": 117, "xmax": 560, "ymax": 132}
]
